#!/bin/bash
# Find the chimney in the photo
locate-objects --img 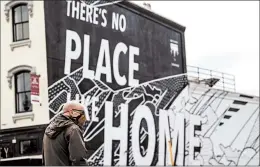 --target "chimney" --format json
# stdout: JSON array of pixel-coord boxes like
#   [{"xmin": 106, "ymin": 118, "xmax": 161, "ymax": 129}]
[{"xmin": 143, "ymin": 2, "xmax": 151, "ymax": 10}]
